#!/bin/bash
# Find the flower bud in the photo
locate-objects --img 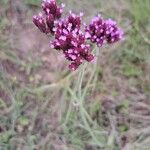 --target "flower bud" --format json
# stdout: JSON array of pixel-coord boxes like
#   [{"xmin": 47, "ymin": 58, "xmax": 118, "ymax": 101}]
[{"xmin": 33, "ymin": 13, "xmax": 47, "ymax": 33}]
